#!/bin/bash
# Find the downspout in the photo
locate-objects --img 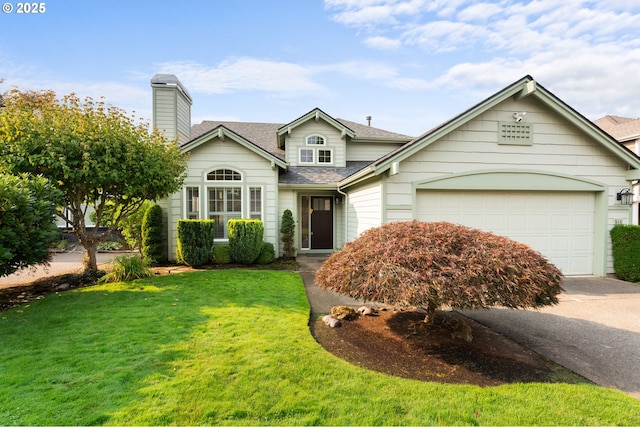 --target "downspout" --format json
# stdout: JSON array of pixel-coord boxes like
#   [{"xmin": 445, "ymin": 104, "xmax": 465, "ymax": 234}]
[{"xmin": 337, "ymin": 186, "xmax": 348, "ymax": 246}]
